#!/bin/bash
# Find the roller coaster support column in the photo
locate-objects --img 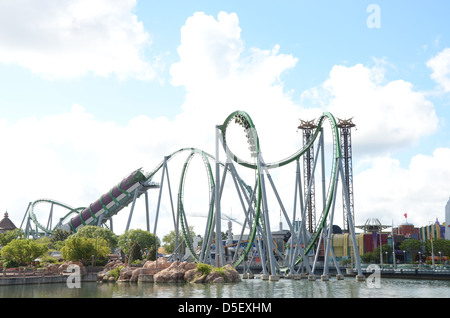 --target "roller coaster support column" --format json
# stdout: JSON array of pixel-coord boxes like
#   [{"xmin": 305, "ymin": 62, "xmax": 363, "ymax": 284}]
[
  {"xmin": 321, "ymin": 164, "xmax": 339, "ymax": 281},
  {"xmin": 125, "ymin": 188, "xmax": 139, "ymax": 232},
  {"xmin": 263, "ymin": 163, "xmax": 306, "ymax": 276},
  {"xmin": 258, "ymin": 157, "xmax": 278, "ymax": 280},
  {"xmin": 21, "ymin": 203, "xmax": 32, "ymax": 238},
  {"xmin": 154, "ymin": 156, "xmax": 169, "ymax": 235},
  {"xmin": 338, "ymin": 159, "xmax": 364, "ymax": 281},
  {"xmin": 215, "ymin": 125, "xmax": 225, "ymax": 267}
]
